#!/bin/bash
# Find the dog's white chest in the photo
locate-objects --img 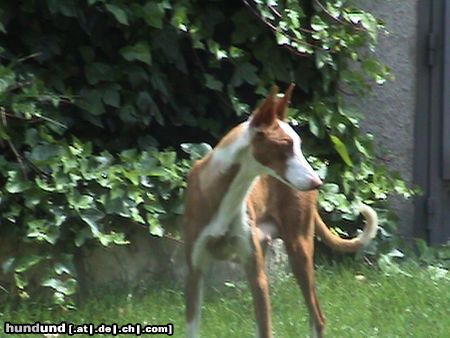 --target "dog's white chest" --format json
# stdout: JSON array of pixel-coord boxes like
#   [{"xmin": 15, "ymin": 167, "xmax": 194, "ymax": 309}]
[{"xmin": 191, "ymin": 168, "xmax": 258, "ymax": 267}]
